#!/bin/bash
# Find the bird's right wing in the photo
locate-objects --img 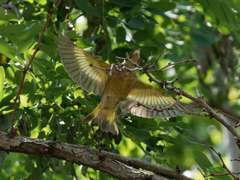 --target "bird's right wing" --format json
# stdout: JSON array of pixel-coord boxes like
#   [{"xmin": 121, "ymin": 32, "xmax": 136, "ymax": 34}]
[
  {"xmin": 55, "ymin": 32, "xmax": 111, "ymax": 96},
  {"xmin": 120, "ymin": 79, "xmax": 193, "ymax": 119}
]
